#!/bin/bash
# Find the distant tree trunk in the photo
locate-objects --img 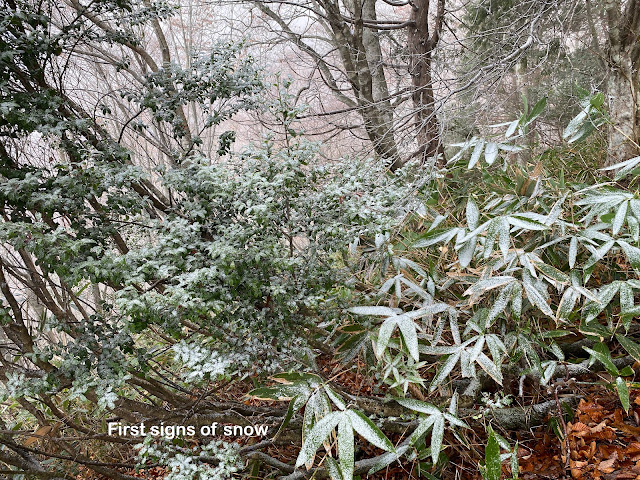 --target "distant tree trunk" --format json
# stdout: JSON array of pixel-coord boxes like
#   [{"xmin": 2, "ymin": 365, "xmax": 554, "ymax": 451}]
[
  {"xmin": 604, "ymin": 0, "xmax": 640, "ymax": 167},
  {"xmin": 405, "ymin": 0, "xmax": 446, "ymax": 170},
  {"xmin": 255, "ymin": 0, "xmax": 402, "ymax": 169},
  {"xmin": 323, "ymin": 0, "xmax": 402, "ymax": 169},
  {"xmin": 360, "ymin": 0, "xmax": 401, "ymax": 169}
]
